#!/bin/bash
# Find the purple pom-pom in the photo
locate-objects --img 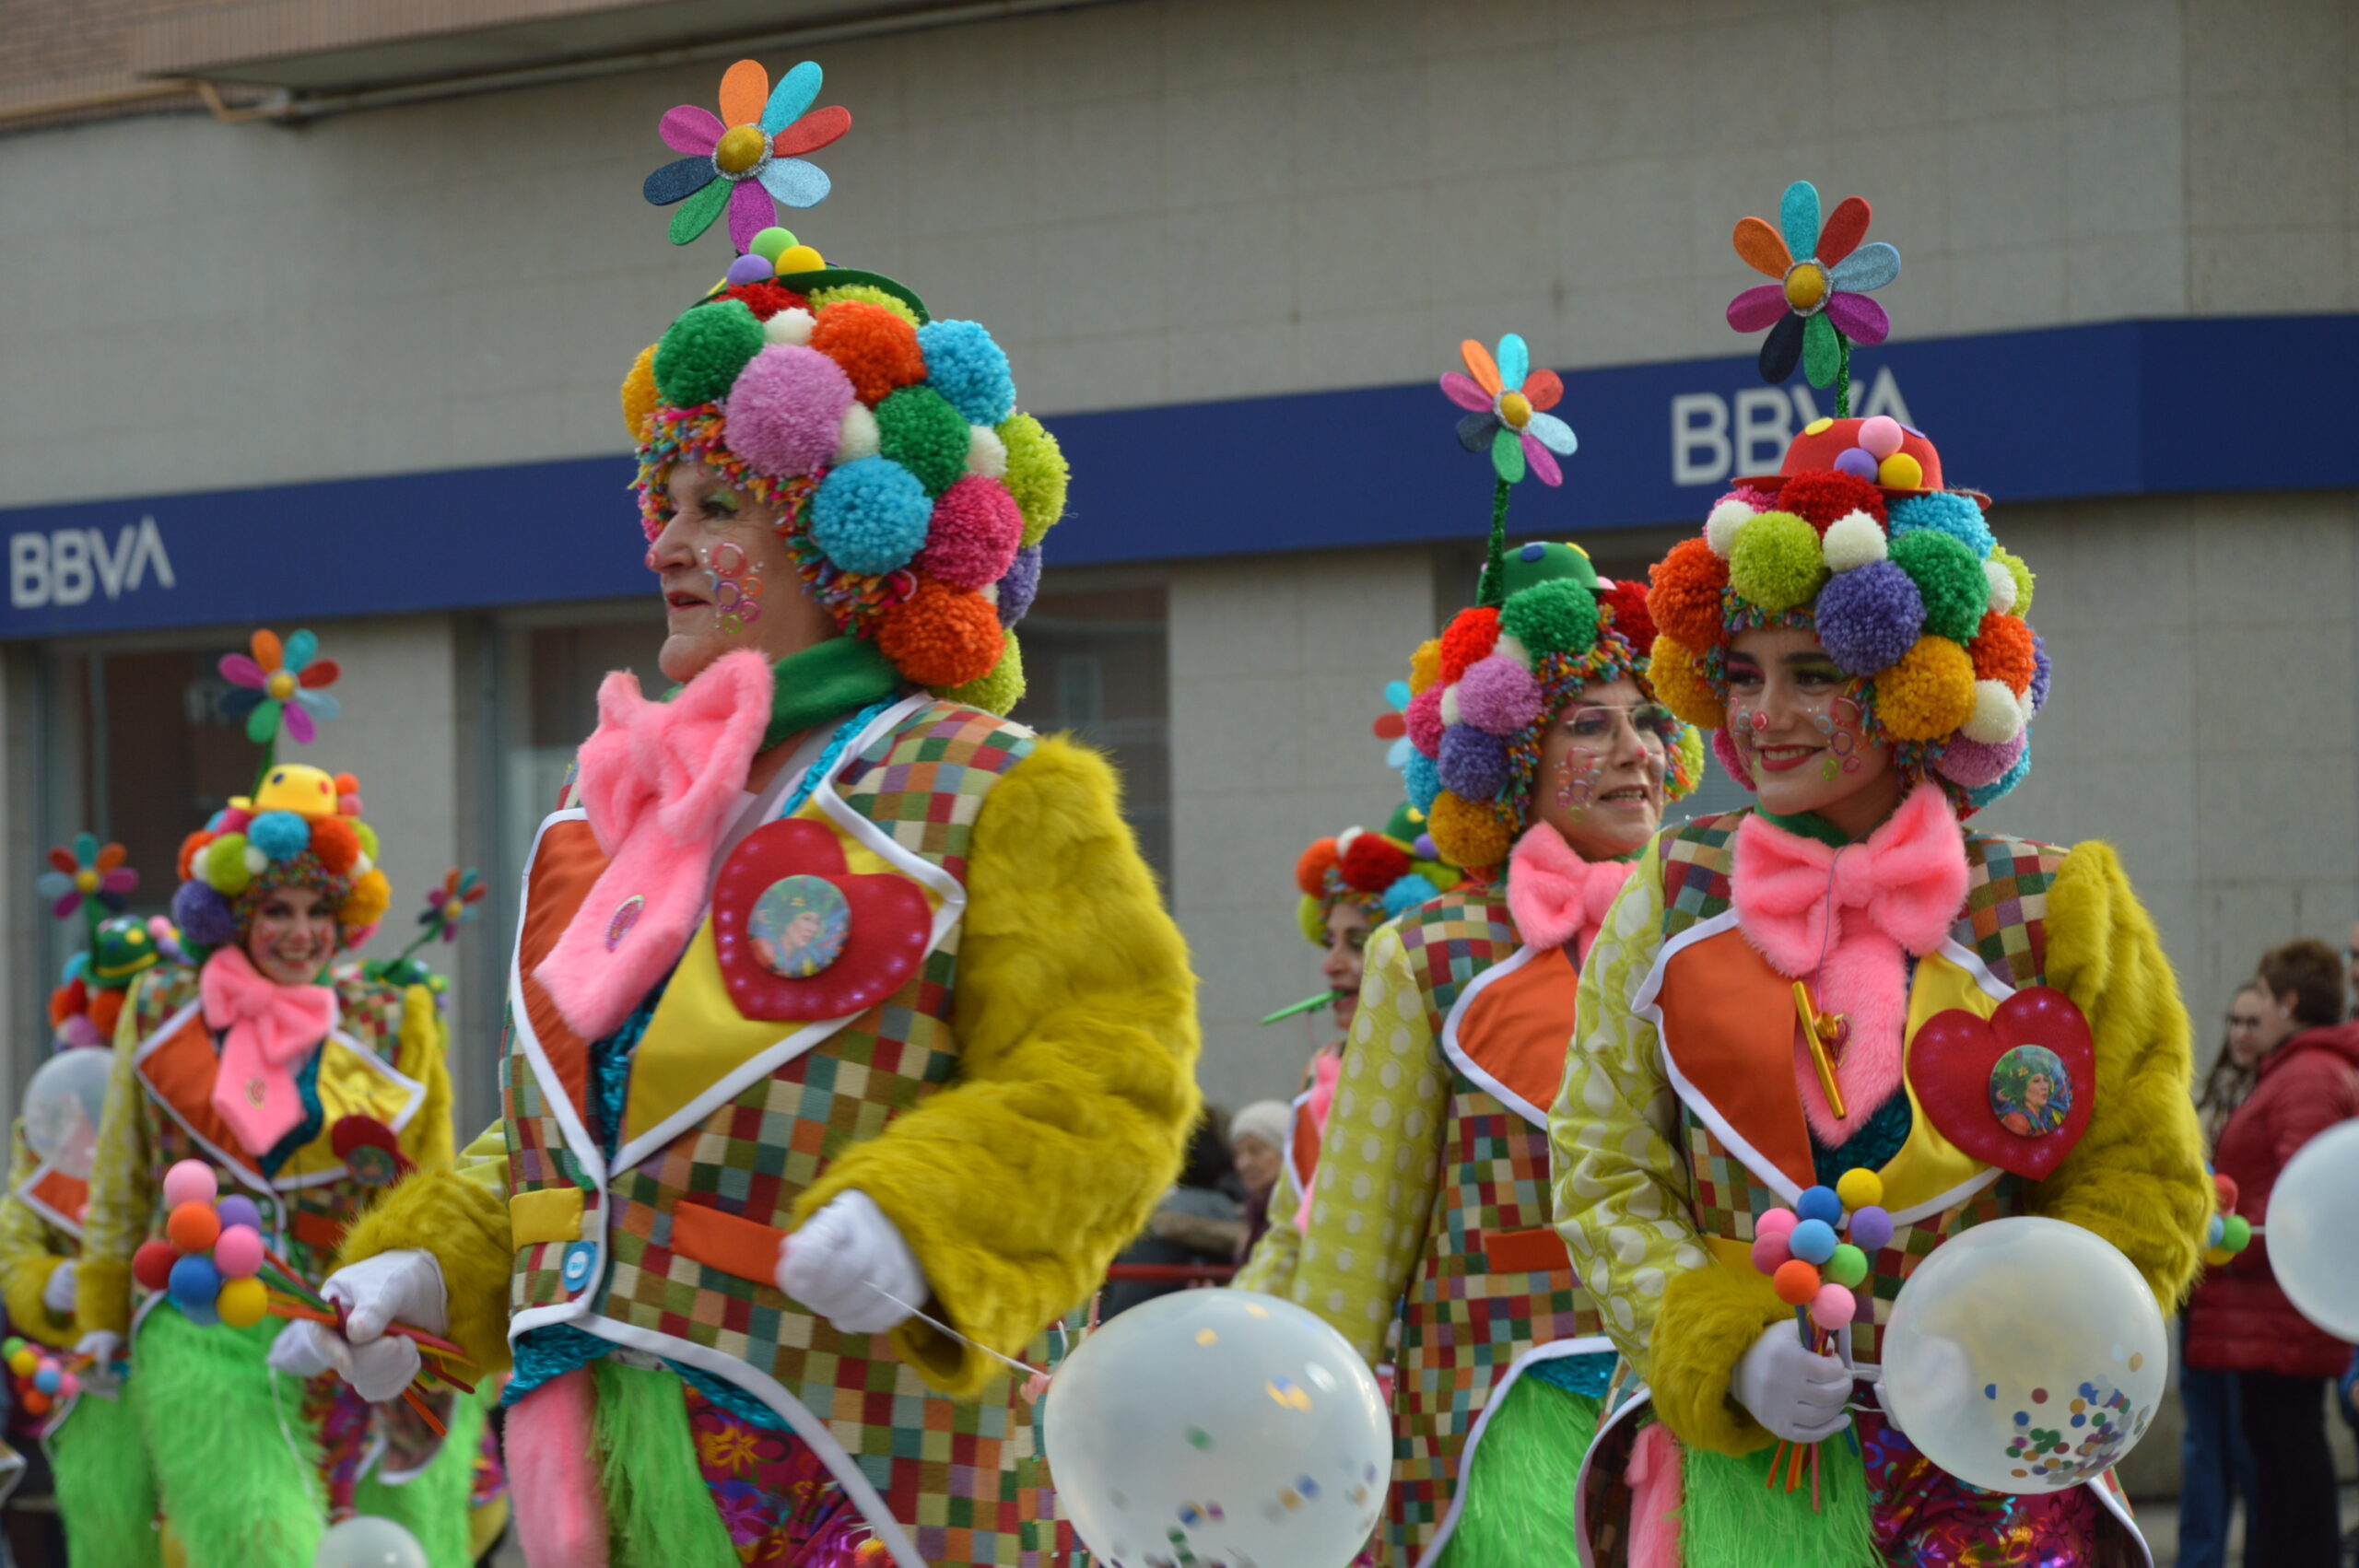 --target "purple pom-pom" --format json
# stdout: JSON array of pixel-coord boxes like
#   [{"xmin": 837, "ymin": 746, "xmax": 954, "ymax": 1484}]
[
  {"xmin": 1814, "ymin": 560, "xmax": 1923, "ymax": 676},
  {"xmin": 722, "ymin": 345, "xmax": 855, "ymax": 480},
  {"xmin": 171, "ymin": 880, "xmax": 238, "ymax": 949},
  {"xmin": 726, "ymin": 253, "xmax": 774, "ymax": 287},
  {"xmin": 1935, "ymin": 732, "xmax": 2026, "ymax": 789},
  {"xmin": 2027, "ymin": 632, "xmax": 2052, "ymax": 710},
  {"xmin": 1437, "ymin": 725, "xmax": 1508, "ymax": 802},
  {"xmin": 1456, "ymin": 655, "xmax": 1543, "ymax": 736},
  {"xmin": 994, "ymin": 544, "xmax": 1043, "ymax": 627},
  {"xmin": 1712, "ymin": 726, "xmax": 1756, "ymax": 791},
  {"xmin": 1414, "ymin": 833, "xmax": 1438, "ymax": 860},
  {"xmin": 1834, "ymin": 448, "xmax": 1880, "ymax": 482},
  {"xmin": 1848, "ymin": 1206, "xmax": 1895, "ymax": 1250}
]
